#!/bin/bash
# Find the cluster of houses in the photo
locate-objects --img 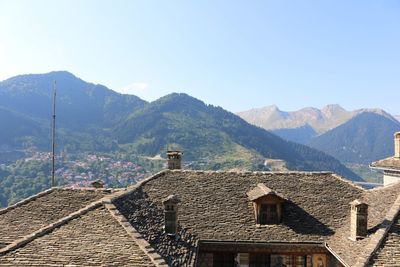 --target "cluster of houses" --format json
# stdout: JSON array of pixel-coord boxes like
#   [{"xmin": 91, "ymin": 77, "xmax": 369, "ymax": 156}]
[{"xmin": 0, "ymin": 134, "xmax": 399, "ymax": 266}]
